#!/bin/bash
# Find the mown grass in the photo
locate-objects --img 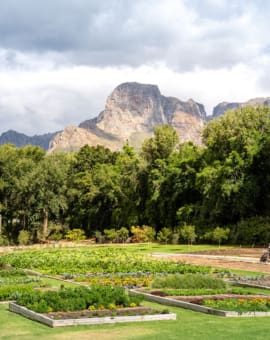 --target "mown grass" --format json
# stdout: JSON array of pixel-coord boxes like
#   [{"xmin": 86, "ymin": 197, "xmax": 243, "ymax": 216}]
[{"xmin": 1, "ymin": 300, "xmax": 270, "ymax": 340}]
